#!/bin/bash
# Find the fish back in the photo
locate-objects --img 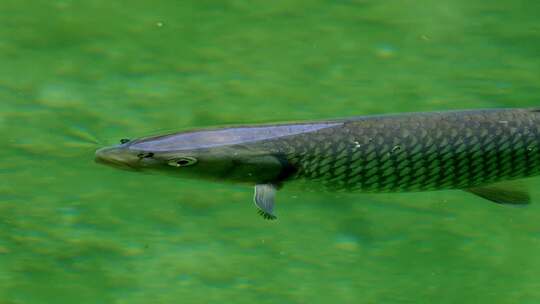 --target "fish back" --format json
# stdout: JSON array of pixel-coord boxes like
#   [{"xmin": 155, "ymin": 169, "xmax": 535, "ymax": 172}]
[{"xmin": 270, "ymin": 109, "xmax": 540, "ymax": 192}]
